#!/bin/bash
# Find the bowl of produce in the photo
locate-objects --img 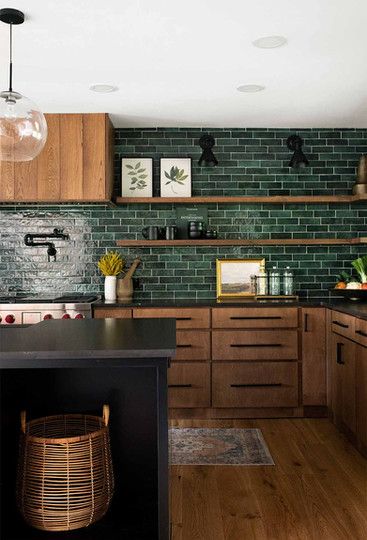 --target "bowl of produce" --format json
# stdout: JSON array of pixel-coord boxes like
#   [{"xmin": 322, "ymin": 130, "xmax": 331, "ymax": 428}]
[{"xmin": 331, "ymin": 257, "xmax": 367, "ymax": 300}]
